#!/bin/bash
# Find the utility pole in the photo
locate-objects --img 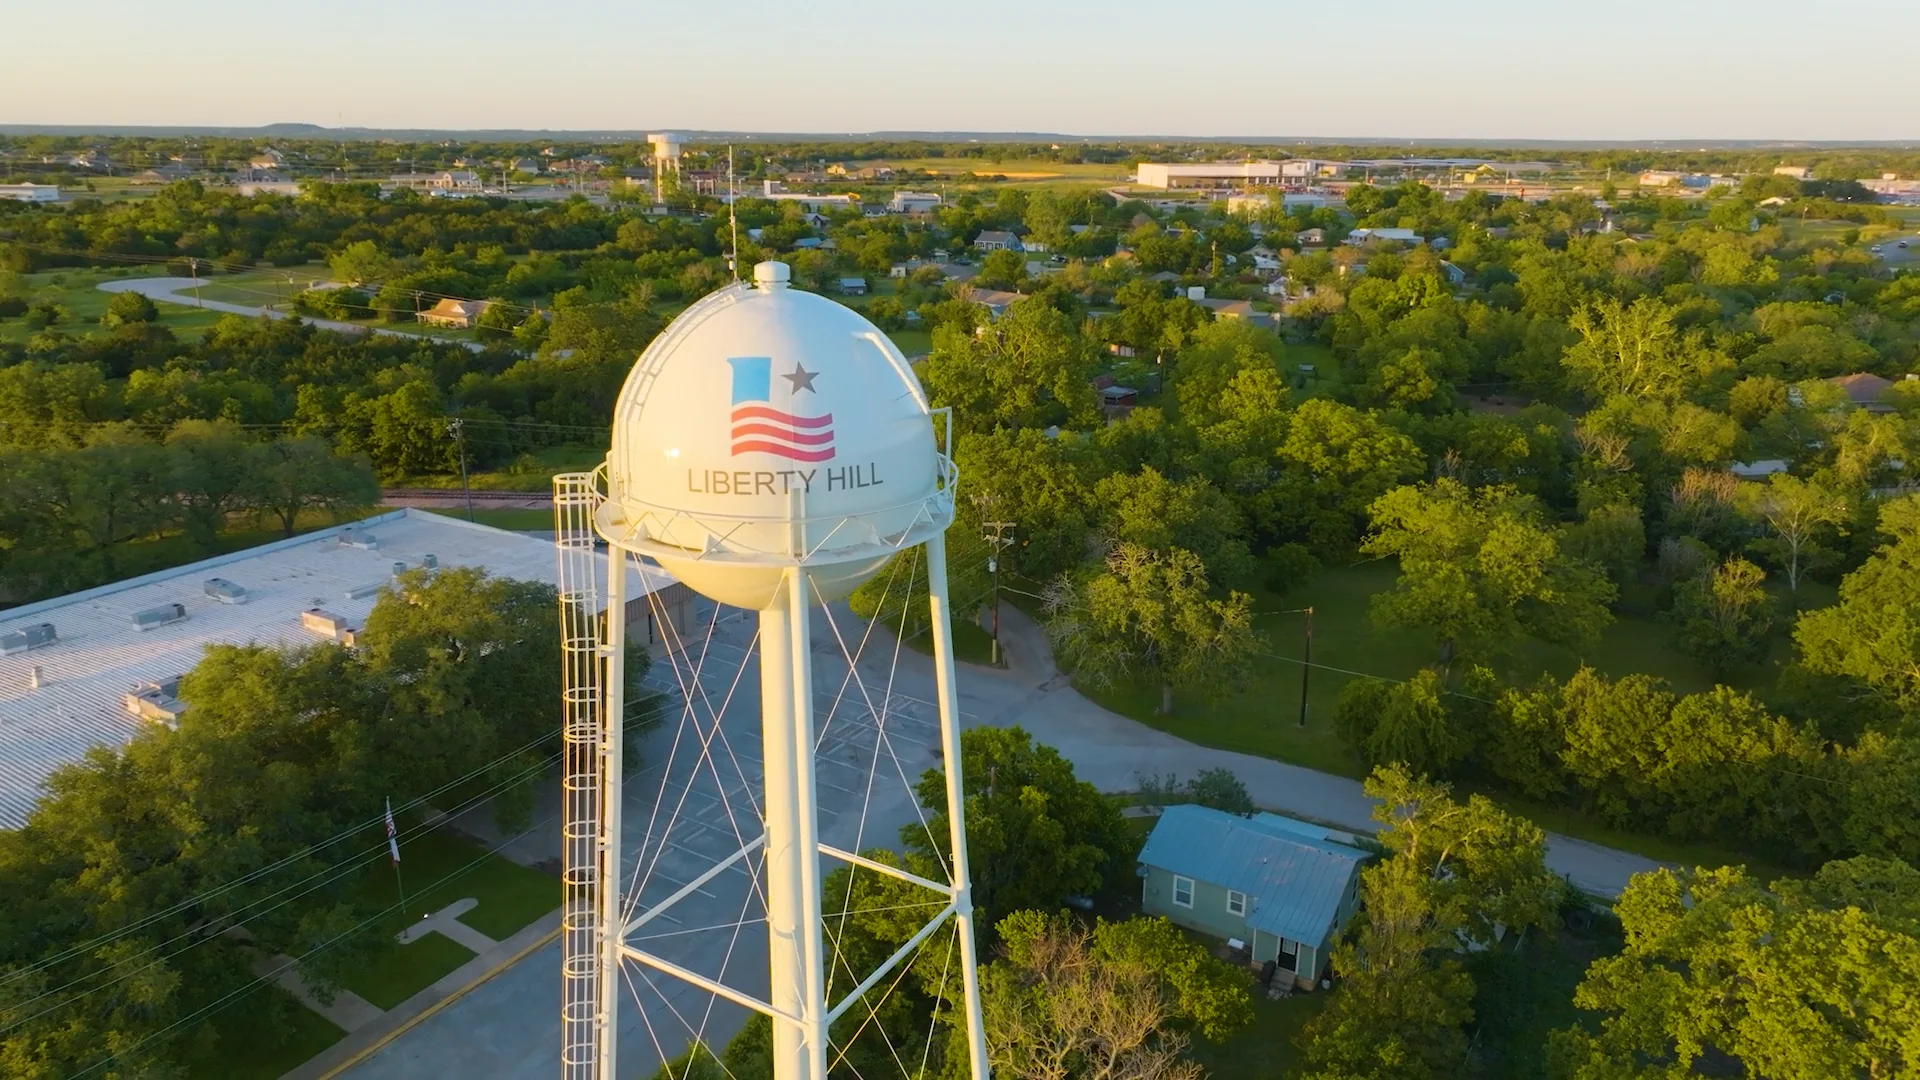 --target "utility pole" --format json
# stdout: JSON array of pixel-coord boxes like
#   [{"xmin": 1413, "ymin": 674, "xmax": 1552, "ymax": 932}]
[
  {"xmin": 1297, "ymin": 606, "xmax": 1314, "ymax": 728},
  {"xmin": 447, "ymin": 418, "xmax": 474, "ymax": 521},
  {"xmin": 980, "ymin": 521, "xmax": 1016, "ymax": 667}
]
